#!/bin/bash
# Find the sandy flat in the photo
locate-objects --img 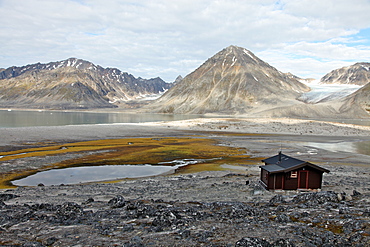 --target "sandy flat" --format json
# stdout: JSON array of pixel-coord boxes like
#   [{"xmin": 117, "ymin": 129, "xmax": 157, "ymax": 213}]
[{"xmin": 137, "ymin": 117, "xmax": 370, "ymax": 136}]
